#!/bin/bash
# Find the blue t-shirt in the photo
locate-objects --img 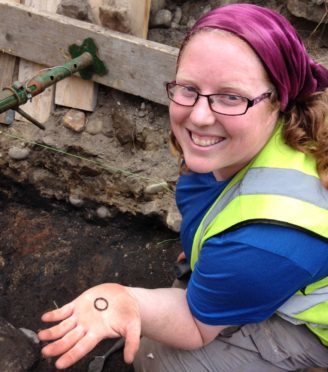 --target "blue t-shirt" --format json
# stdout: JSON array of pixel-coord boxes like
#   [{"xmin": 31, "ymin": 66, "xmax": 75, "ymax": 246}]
[{"xmin": 176, "ymin": 171, "xmax": 328, "ymax": 326}]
